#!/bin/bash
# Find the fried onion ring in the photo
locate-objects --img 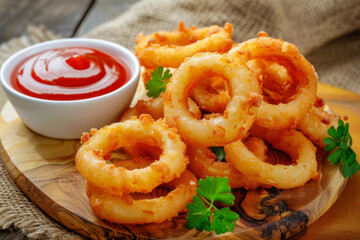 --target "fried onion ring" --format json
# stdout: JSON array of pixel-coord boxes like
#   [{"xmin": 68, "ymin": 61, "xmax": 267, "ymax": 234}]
[
  {"xmin": 228, "ymin": 32, "xmax": 317, "ymax": 129},
  {"xmin": 246, "ymin": 59, "xmax": 295, "ymax": 105},
  {"xmin": 76, "ymin": 115, "xmax": 188, "ymax": 193},
  {"xmin": 135, "ymin": 22, "xmax": 233, "ymax": 68},
  {"xmin": 164, "ymin": 53, "xmax": 262, "ymax": 146},
  {"xmin": 120, "ymin": 94, "xmax": 201, "ymax": 121},
  {"xmin": 122, "ymin": 143, "xmax": 162, "ymax": 160},
  {"xmin": 190, "ymin": 76, "xmax": 231, "ymax": 113},
  {"xmin": 121, "ymin": 96, "xmax": 165, "ymax": 121},
  {"xmin": 297, "ymin": 104, "xmax": 339, "ymax": 147},
  {"xmin": 86, "ymin": 170, "xmax": 197, "ymax": 224},
  {"xmin": 112, "ymin": 157, "xmax": 154, "ymax": 170},
  {"xmin": 225, "ymin": 125, "xmax": 318, "ymax": 189},
  {"xmin": 187, "ymin": 137, "xmax": 268, "ymax": 189}
]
